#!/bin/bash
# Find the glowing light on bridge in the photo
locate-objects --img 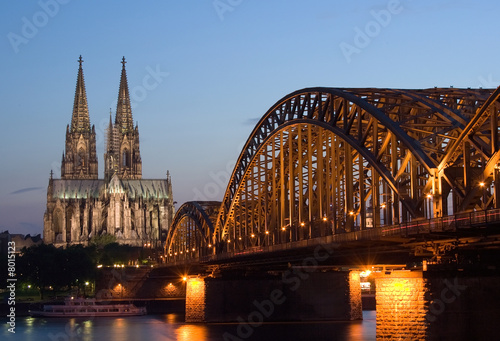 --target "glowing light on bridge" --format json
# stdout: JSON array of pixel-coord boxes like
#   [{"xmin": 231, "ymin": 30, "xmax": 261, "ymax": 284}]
[{"xmin": 359, "ymin": 270, "xmax": 372, "ymax": 278}]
